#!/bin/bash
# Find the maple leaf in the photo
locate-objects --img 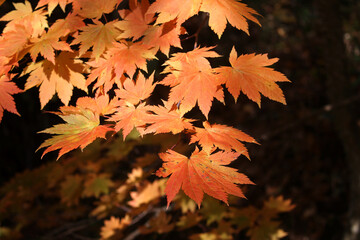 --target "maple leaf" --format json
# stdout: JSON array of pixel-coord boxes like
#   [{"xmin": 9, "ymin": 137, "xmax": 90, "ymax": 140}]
[
  {"xmin": 147, "ymin": 0, "xmax": 202, "ymax": 26},
  {"xmin": 143, "ymin": 19, "xmax": 183, "ymax": 56},
  {"xmin": 247, "ymin": 222, "xmax": 286, "ymax": 240},
  {"xmin": 115, "ymin": 73, "xmax": 156, "ymax": 105},
  {"xmin": 156, "ymin": 148, "xmax": 254, "ymax": 207},
  {"xmin": 109, "ymin": 102, "xmax": 153, "ymax": 140},
  {"xmin": 29, "ymin": 33, "xmax": 72, "ymax": 64},
  {"xmin": 82, "ymin": 174, "xmax": 114, "ymax": 198},
  {"xmin": 128, "ymin": 179, "xmax": 166, "ymax": 207},
  {"xmin": 176, "ymin": 193, "xmax": 197, "ymax": 214},
  {"xmin": 47, "ymin": 13, "xmax": 85, "ymax": 38},
  {"xmin": 165, "ymin": 64, "xmax": 224, "ymax": 118},
  {"xmin": 37, "ymin": 105, "xmax": 113, "ymax": 159},
  {"xmin": 0, "ymin": 74, "xmax": 22, "ymax": 123},
  {"xmin": 144, "ymin": 102, "xmax": 195, "ymax": 135},
  {"xmin": 22, "ymin": 52, "xmax": 87, "ymax": 108},
  {"xmin": 160, "ymin": 47, "xmax": 223, "ymax": 117},
  {"xmin": 100, "ymin": 215, "xmax": 131, "ymax": 240},
  {"xmin": 36, "ymin": 0, "xmax": 73, "ymax": 15},
  {"xmin": 0, "ymin": 24, "xmax": 30, "ymax": 59},
  {"xmin": 200, "ymin": 197, "xmax": 227, "ymax": 225},
  {"xmin": 76, "ymin": 95, "xmax": 118, "ymax": 116},
  {"xmin": 217, "ymin": 47, "xmax": 290, "ymax": 106},
  {"xmin": 200, "ymin": 0, "xmax": 260, "ymax": 38},
  {"xmin": 72, "ymin": 20, "xmax": 121, "ymax": 60},
  {"xmin": 115, "ymin": 0, "xmax": 154, "ymax": 40},
  {"xmin": 162, "ymin": 46, "xmax": 220, "ymax": 76},
  {"xmin": 190, "ymin": 121, "xmax": 257, "ymax": 158},
  {"xmin": 264, "ymin": 196, "xmax": 295, "ymax": 212},
  {"xmin": 72, "ymin": 0, "xmax": 119, "ymax": 19},
  {"xmin": 60, "ymin": 174, "xmax": 83, "ymax": 206},
  {"xmin": 0, "ymin": 1, "xmax": 48, "ymax": 37},
  {"xmin": 140, "ymin": 211, "xmax": 175, "ymax": 234},
  {"xmin": 87, "ymin": 41, "xmax": 156, "ymax": 92},
  {"xmin": 126, "ymin": 167, "xmax": 143, "ymax": 184}
]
